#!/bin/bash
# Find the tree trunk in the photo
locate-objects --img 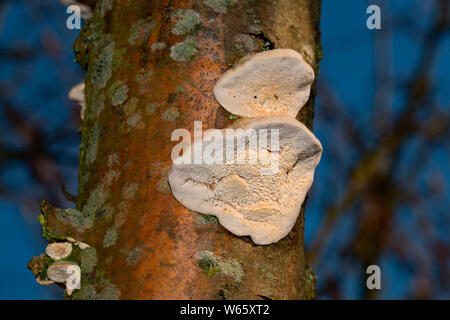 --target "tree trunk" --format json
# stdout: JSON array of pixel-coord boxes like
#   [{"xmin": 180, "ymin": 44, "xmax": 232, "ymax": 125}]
[{"xmin": 33, "ymin": 0, "xmax": 322, "ymax": 299}]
